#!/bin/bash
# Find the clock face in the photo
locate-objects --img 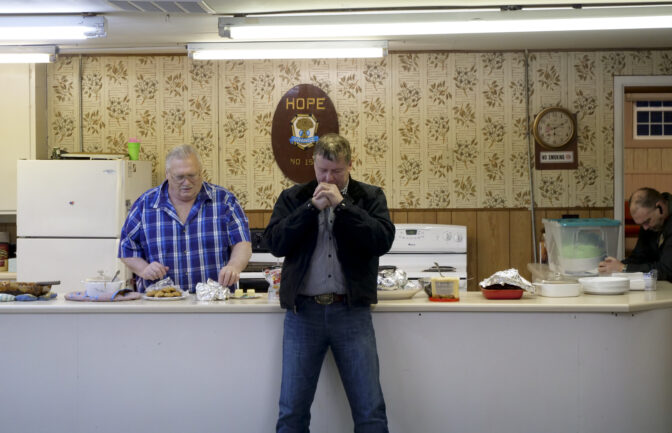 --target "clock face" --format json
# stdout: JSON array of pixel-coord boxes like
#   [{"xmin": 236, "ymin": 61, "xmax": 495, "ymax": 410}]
[{"xmin": 534, "ymin": 108, "xmax": 575, "ymax": 148}]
